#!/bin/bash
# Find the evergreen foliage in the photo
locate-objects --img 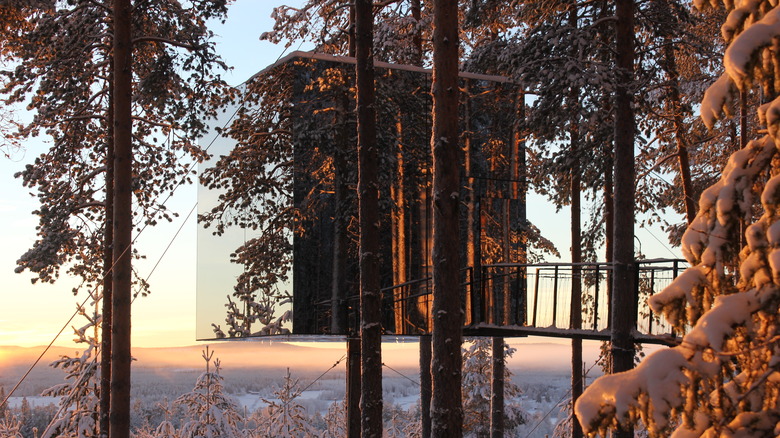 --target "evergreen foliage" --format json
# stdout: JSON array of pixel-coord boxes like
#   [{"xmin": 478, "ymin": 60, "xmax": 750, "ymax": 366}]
[
  {"xmin": 254, "ymin": 369, "xmax": 316, "ymax": 438},
  {"xmin": 461, "ymin": 339, "xmax": 526, "ymax": 437},
  {"xmin": 174, "ymin": 347, "xmax": 242, "ymax": 438},
  {"xmin": 576, "ymin": 0, "xmax": 780, "ymax": 434}
]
